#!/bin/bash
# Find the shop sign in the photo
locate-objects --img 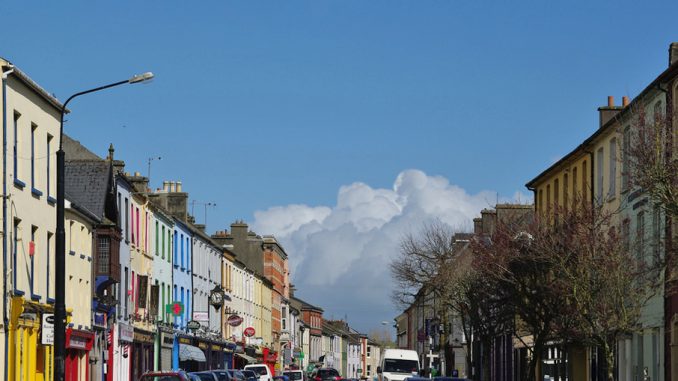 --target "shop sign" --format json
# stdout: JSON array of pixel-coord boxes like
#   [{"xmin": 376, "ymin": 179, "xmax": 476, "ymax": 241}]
[
  {"xmin": 41, "ymin": 314, "xmax": 54, "ymax": 345},
  {"xmin": 212, "ymin": 344, "xmax": 222, "ymax": 351},
  {"xmin": 161, "ymin": 333, "xmax": 174, "ymax": 348},
  {"xmin": 179, "ymin": 337, "xmax": 192, "ymax": 345},
  {"xmin": 243, "ymin": 327, "xmax": 256, "ymax": 337},
  {"xmin": 119, "ymin": 323, "xmax": 134, "ymax": 343},
  {"xmin": 133, "ymin": 330, "xmax": 154, "ymax": 344},
  {"xmin": 198, "ymin": 341, "xmax": 209, "ymax": 350},
  {"xmin": 227, "ymin": 314, "xmax": 243, "ymax": 327},
  {"xmin": 93, "ymin": 312, "xmax": 107, "ymax": 329},
  {"xmin": 68, "ymin": 333, "xmax": 89, "ymax": 350},
  {"xmin": 193, "ymin": 311, "xmax": 209, "ymax": 322},
  {"xmin": 186, "ymin": 320, "xmax": 201, "ymax": 331}
]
